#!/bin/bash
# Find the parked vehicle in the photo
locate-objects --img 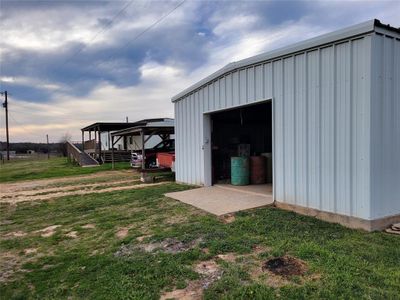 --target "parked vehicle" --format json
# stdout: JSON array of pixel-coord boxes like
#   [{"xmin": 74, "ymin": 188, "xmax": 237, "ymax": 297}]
[
  {"xmin": 131, "ymin": 139, "xmax": 174, "ymax": 168},
  {"xmin": 156, "ymin": 152, "xmax": 175, "ymax": 172}
]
